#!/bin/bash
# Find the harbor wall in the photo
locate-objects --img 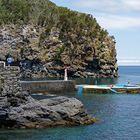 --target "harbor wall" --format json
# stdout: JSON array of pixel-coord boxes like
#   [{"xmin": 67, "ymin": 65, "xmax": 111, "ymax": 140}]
[{"xmin": 20, "ymin": 80, "xmax": 76, "ymax": 93}]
